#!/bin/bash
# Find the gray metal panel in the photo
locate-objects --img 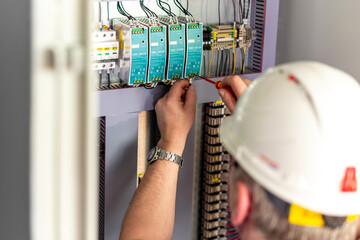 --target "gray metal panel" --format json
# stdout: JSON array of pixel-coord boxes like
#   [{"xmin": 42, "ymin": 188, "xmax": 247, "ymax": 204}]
[
  {"xmin": 0, "ymin": 0, "xmax": 30, "ymax": 239},
  {"xmin": 173, "ymin": 125, "xmax": 195, "ymax": 240},
  {"xmin": 105, "ymin": 114, "xmax": 138, "ymax": 240},
  {"xmin": 262, "ymin": 0, "xmax": 280, "ymax": 71},
  {"xmin": 97, "ymin": 73, "xmax": 261, "ymax": 116},
  {"xmin": 104, "ymin": 113, "xmax": 196, "ymax": 240}
]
